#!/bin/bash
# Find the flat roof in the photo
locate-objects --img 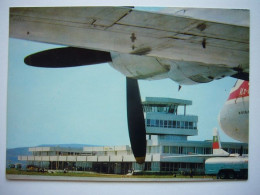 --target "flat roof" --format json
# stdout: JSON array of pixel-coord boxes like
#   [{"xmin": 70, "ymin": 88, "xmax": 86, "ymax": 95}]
[
  {"xmin": 29, "ymin": 147, "xmax": 83, "ymax": 153},
  {"xmin": 143, "ymin": 97, "xmax": 192, "ymax": 106}
]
